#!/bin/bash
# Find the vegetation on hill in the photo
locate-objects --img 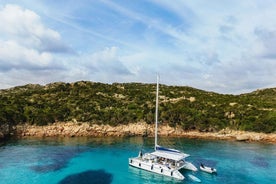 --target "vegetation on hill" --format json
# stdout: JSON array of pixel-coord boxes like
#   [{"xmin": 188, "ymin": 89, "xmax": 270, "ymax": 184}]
[{"xmin": 0, "ymin": 81, "xmax": 275, "ymax": 133}]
